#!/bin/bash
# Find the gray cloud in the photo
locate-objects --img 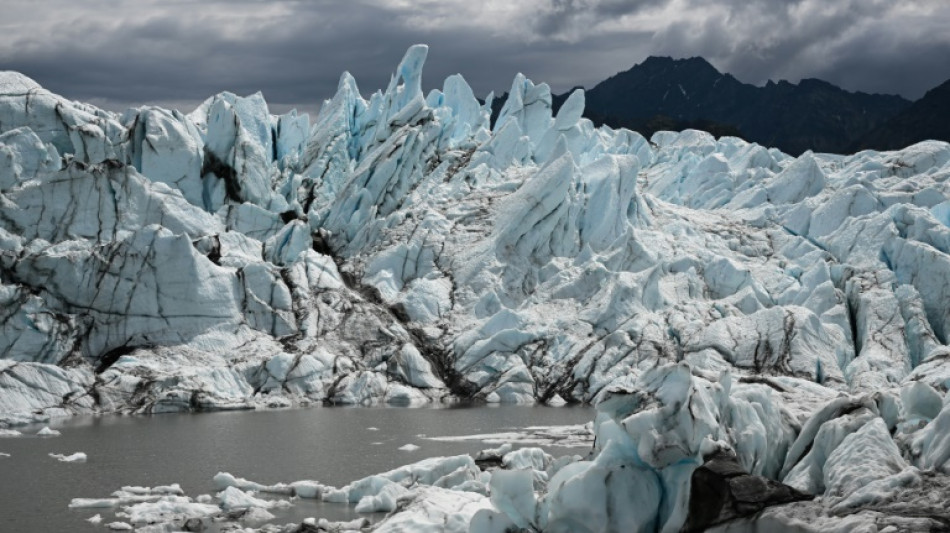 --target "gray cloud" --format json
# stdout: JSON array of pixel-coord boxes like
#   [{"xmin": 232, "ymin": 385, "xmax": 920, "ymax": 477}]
[
  {"xmin": 650, "ymin": 0, "xmax": 950, "ymax": 97},
  {"xmin": 0, "ymin": 0, "xmax": 947, "ymax": 117},
  {"xmin": 533, "ymin": 0, "xmax": 666, "ymax": 37}
]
